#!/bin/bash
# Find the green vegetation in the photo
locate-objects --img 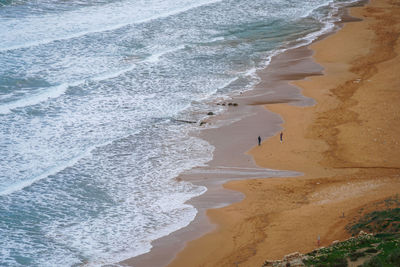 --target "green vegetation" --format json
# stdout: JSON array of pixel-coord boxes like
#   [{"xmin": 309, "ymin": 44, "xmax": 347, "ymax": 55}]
[
  {"xmin": 303, "ymin": 232, "xmax": 400, "ymax": 266},
  {"xmin": 347, "ymin": 208, "xmax": 400, "ymax": 236},
  {"xmin": 303, "ymin": 206, "xmax": 400, "ymax": 267},
  {"xmin": 262, "ymin": 198, "xmax": 400, "ymax": 267},
  {"xmin": 304, "ymin": 233, "xmax": 370, "ymax": 266},
  {"xmin": 361, "ymin": 247, "xmax": 400, "ymax": 267}
]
